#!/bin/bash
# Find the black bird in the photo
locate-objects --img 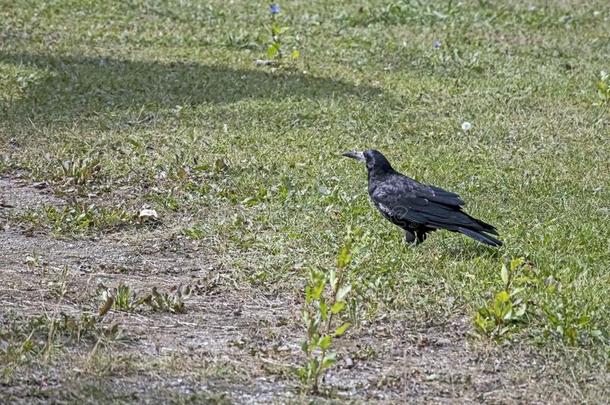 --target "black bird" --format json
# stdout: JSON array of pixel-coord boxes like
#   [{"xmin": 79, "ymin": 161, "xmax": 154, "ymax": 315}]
[{"xmin": 342, "ymin": 149, "xmax": 502, "ymax": 247}]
